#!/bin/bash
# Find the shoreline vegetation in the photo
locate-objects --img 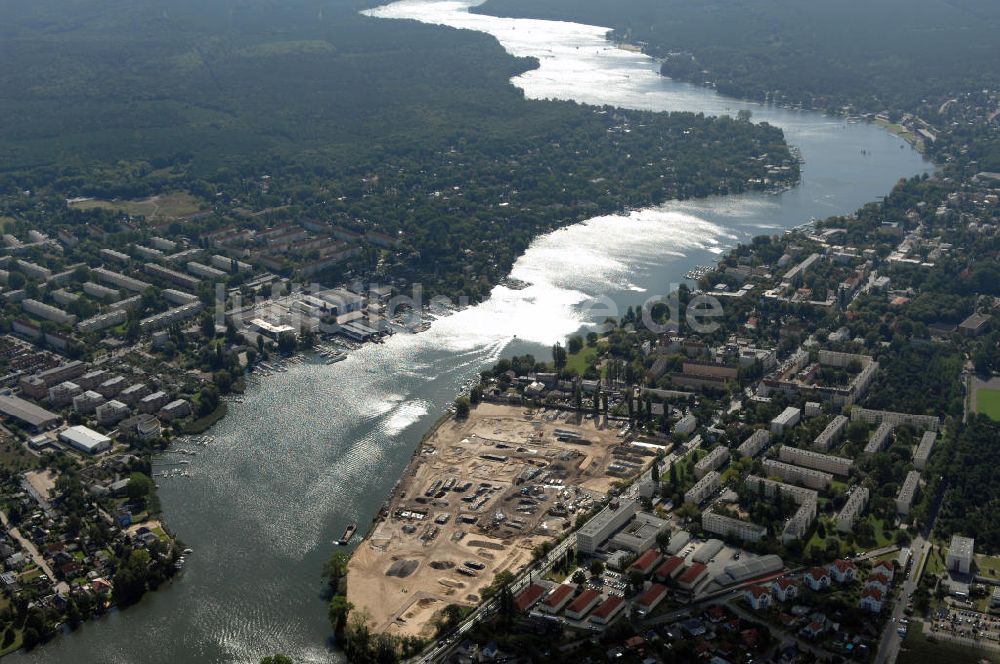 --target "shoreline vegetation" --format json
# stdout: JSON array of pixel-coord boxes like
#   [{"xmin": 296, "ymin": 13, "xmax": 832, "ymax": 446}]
[
  {"xmin": 0, "ymin": 0, "xmax": 995, "ymax": 661},
  {"xmin": 324, "ymin": 1, "xmax": 1000, "ymax": 663}
]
